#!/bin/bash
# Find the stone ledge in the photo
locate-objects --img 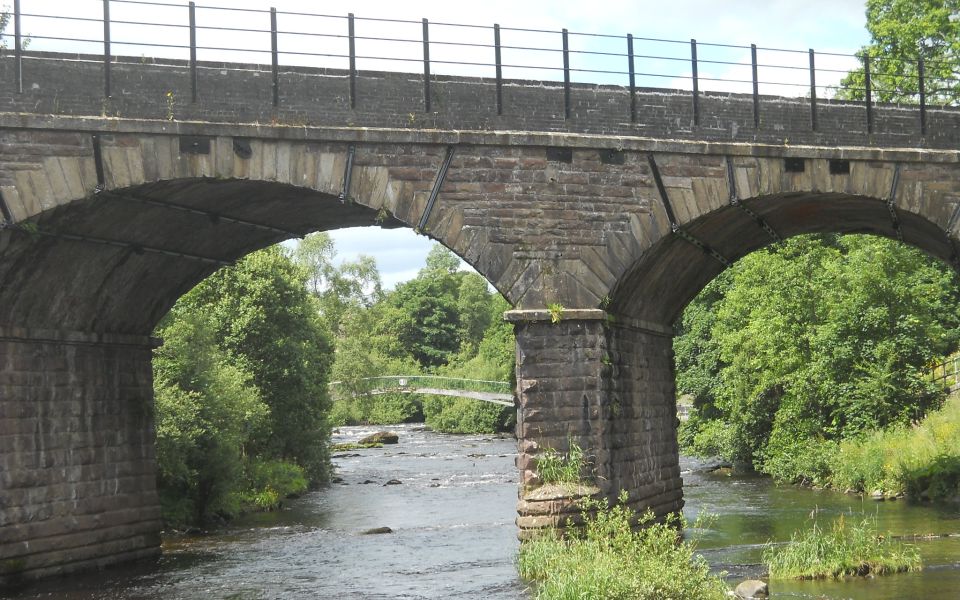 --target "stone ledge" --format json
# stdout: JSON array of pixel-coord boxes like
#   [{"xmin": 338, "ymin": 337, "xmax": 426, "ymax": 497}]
[
  {"xmin": 0, "ymin": 326, "xmax": 160, "ymax": 349},
  {"xmin": 0, "ymin": 112, "xmax": 957, "ymax": 163},
  {"xmin": 504, "ymin": 308, "xmax": 607, "ymax": 323}
]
